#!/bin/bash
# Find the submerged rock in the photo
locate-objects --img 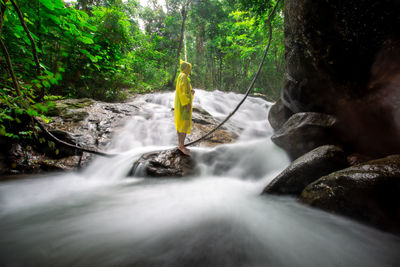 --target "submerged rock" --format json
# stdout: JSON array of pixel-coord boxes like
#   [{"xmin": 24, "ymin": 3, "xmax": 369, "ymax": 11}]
[
  {"xmin": 190, "ymin": 123, "xmax": 238, "ymax": 147},
  {"xmin": 129, "ymin": 149, "xmax": 196, "ymax": 178},
  {"xmin": 271, "ymin": 112, "xmax": 338, "ymax": 159},
  {"xmin": 300, "ymin": 155, "xmax": 400, "ymax": 234},
  {"xmin": 263, "ymin": 145, "xmax": 348, "ymax": 196},
  {"xmin": 187, "ymin": 105, "xmax": 238, "ymax": 147}
]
